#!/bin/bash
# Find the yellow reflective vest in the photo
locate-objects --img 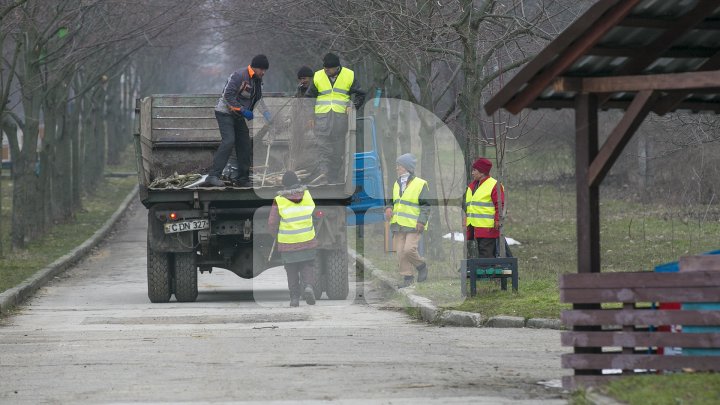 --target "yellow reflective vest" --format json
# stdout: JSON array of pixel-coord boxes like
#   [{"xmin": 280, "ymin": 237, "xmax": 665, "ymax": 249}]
[
  {"xmin": 275, "ymin": 190, "xmax": 316, "ymax": 244},
  {"xmin": 465, "ymin": 177, "xmax": 498, "ymax": 228},
  {"xmin": 391, "ymin": 177, "xmax": 429, "ymax": 229},
  {"xmin": 313, "ymin": 68, "xmax": 354, "ymax": 114}
]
